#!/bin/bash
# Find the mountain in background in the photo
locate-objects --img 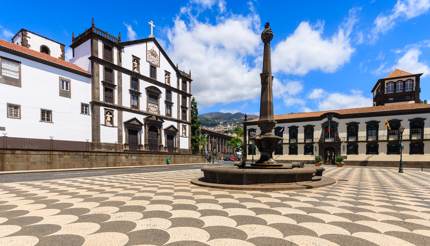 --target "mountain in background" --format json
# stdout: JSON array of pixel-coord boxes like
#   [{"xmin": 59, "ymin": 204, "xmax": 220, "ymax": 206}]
[{"xmin": 199, "ymin": 112, "xmax": 258, "ymax": 127}]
